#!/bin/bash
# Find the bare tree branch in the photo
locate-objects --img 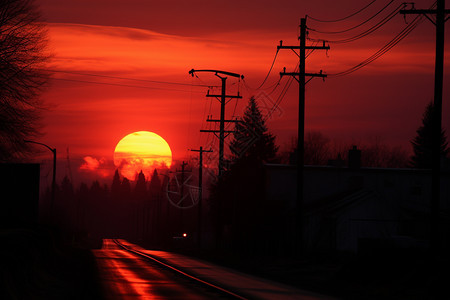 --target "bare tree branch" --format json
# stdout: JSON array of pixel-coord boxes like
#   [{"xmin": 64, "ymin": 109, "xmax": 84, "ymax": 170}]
[{"xmin": 0, "ymin": 0, "xmax": 49, "ymax": 161}]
